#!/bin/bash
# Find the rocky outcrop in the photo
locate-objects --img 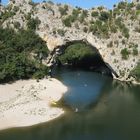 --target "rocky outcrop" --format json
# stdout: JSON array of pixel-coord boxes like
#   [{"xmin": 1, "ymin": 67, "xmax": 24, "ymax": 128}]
[
  {"xmin": 1, "ymin": 0, "xmax": 140, "ymax": 83},
  {"xmin": 9, "ymin": 0, "xmax": 31, "ymax": 5},
  {"xmin": 133, "ymin": 0, "xmax": 140, "ymax": 3},
  {"xmin": 43, "ymin": 32, "xmax": 139, "ymax": 82}
]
